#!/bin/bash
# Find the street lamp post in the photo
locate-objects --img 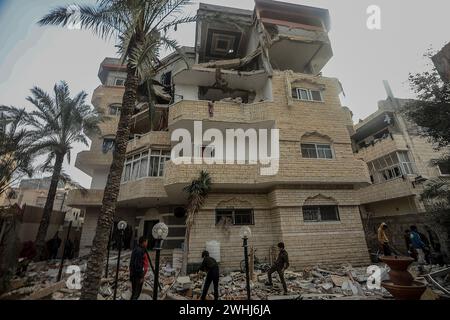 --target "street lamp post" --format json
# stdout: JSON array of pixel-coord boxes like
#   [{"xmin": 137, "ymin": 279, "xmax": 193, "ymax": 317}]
[
  {"xmin": 113, "ymin": 220, "xmax": 127, "ymax": 300},
  {"xmin": 56, "ymin": 210, "xmax": 78, "ymax": 282},
  {"xmin": 240, "ymin": 226, "xmax": 252, "ymax": 300},
  {"xmin": 152, "ymin": 222, "xmax": 169, "ymax": 300}
]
